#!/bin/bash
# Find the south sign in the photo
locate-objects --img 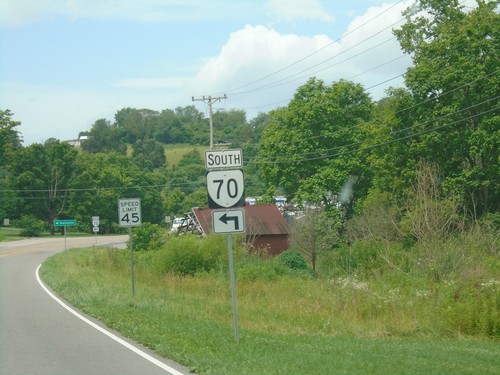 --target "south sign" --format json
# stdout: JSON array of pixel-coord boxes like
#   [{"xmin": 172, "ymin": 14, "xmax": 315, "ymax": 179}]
[{"xmin": 205, "ymin": 149, "xmax": 243, "ymax": 170}]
